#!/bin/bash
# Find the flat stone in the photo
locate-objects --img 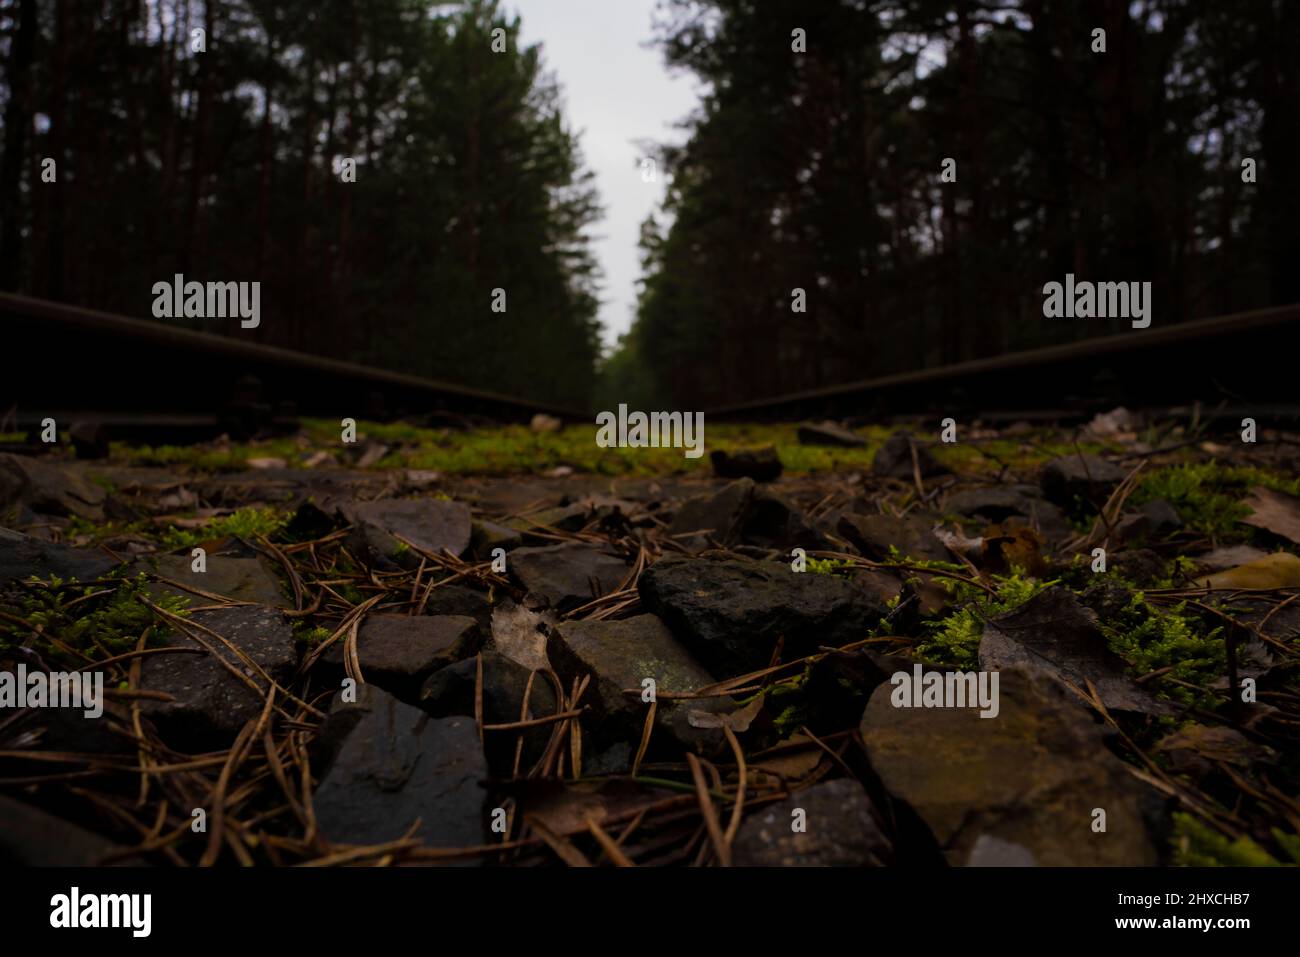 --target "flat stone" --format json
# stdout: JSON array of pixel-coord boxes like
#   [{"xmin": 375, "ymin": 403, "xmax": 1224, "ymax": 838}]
[
  {"xmin": 1193, "ymin": 544, "xmax": 1269, "ymax": 572},
  {"xmin": 313, "ymin": 686, "xmax": 487, "ymax": 854},
  {"xmin": 978, "ymin": 587, "xmax": 1173, "ymax": 716},
  {"xmin": 419, "ymin": 584, "xmax": 494, "ymax": 633},
  {"xmin": 420, "ymin": 649, "xmax": 558, "ymax": 775},
  {"xmin": 0, "ymin": 527, "xmax": 119, "ymax": 584},
  {"xmin": 710, "ymin": 447, "xmax": 783, "ymax": 482},
  {"xmin": 0, "ymin": 453, "xmax": 107, "ymax": 521},
  {"xmin": 342, "ymin": 498, "xmax": 472, "ymax": 568},
  {"xmin": 321, "ymin": 614, "xmax": 482, "ymax": 701},
  {"xmin": 139, "ymin": 604, "xmax": 297, "ymax": 748},
  {"xmin": 509, "ymin": 543, "xmax": 629, "ymax": 611},
  {"xmin": 797, "ymin": 421, "xmax": 866, "ymax": 447},
  {"xmin": 69, "ymin": 421, "xmax": 110, "ymax": 460},
  {"xmin": 469, "ymin": 519, "xmax": 523, "ymax": 560},
  {"xmin": 743, "ymin": 487, "xmax": 834, "ymax": 552},
  {"xmin": 859, "ymin": 667, "xmax": 1162, "ymax": 866},
  {"xmin": 638, "ymin": 555, "xmax": 887, "ymax": 675},
  {"xmin": 733, "ymin": 779, "xmax": 892, "ymax": 866},
  {"xmin": 944, "ymin": 484, "xmax": 1071, "ymax": 541},
  {"xmin": 145, "ymin": 551, "xmax": 291, "ymax": 608},
  {"xmin": 0, "ymin": 794, "xmax": 135, "ymax": 866},
  {"xmin": 1040, "ymin": 454, "xmax": 1127, "ymax": 507},
  {"xmin": 872, "ymin": 431, "xmax": 948, "ymax": 479},
  {"xmin": 837, "ymin": 512, "xmax": 949, "ymax": 563},
  {"xmin": 669, "ymin": 478, "xmax": 754, "ymax": 547},
  {"xmin": 548, "ymin": 614, "xmax": 726, "ymax": 754}
]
